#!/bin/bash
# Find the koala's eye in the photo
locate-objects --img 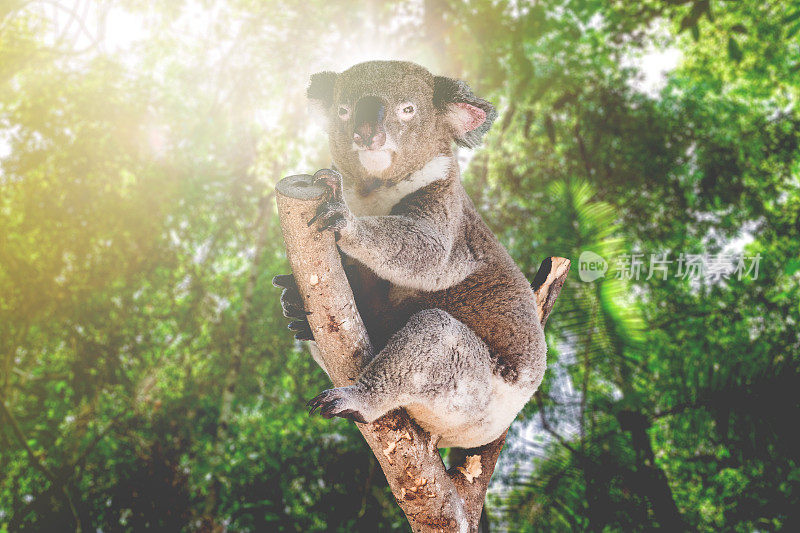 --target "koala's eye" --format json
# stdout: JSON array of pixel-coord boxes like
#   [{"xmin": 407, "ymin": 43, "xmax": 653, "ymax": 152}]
[
  {"xmin": 337, "ymin": 105, "xmax": 351, "ymax": 120},
  {"xmin": 396, "ymin": 102, "xmax": 416, "ymax": 121}
]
